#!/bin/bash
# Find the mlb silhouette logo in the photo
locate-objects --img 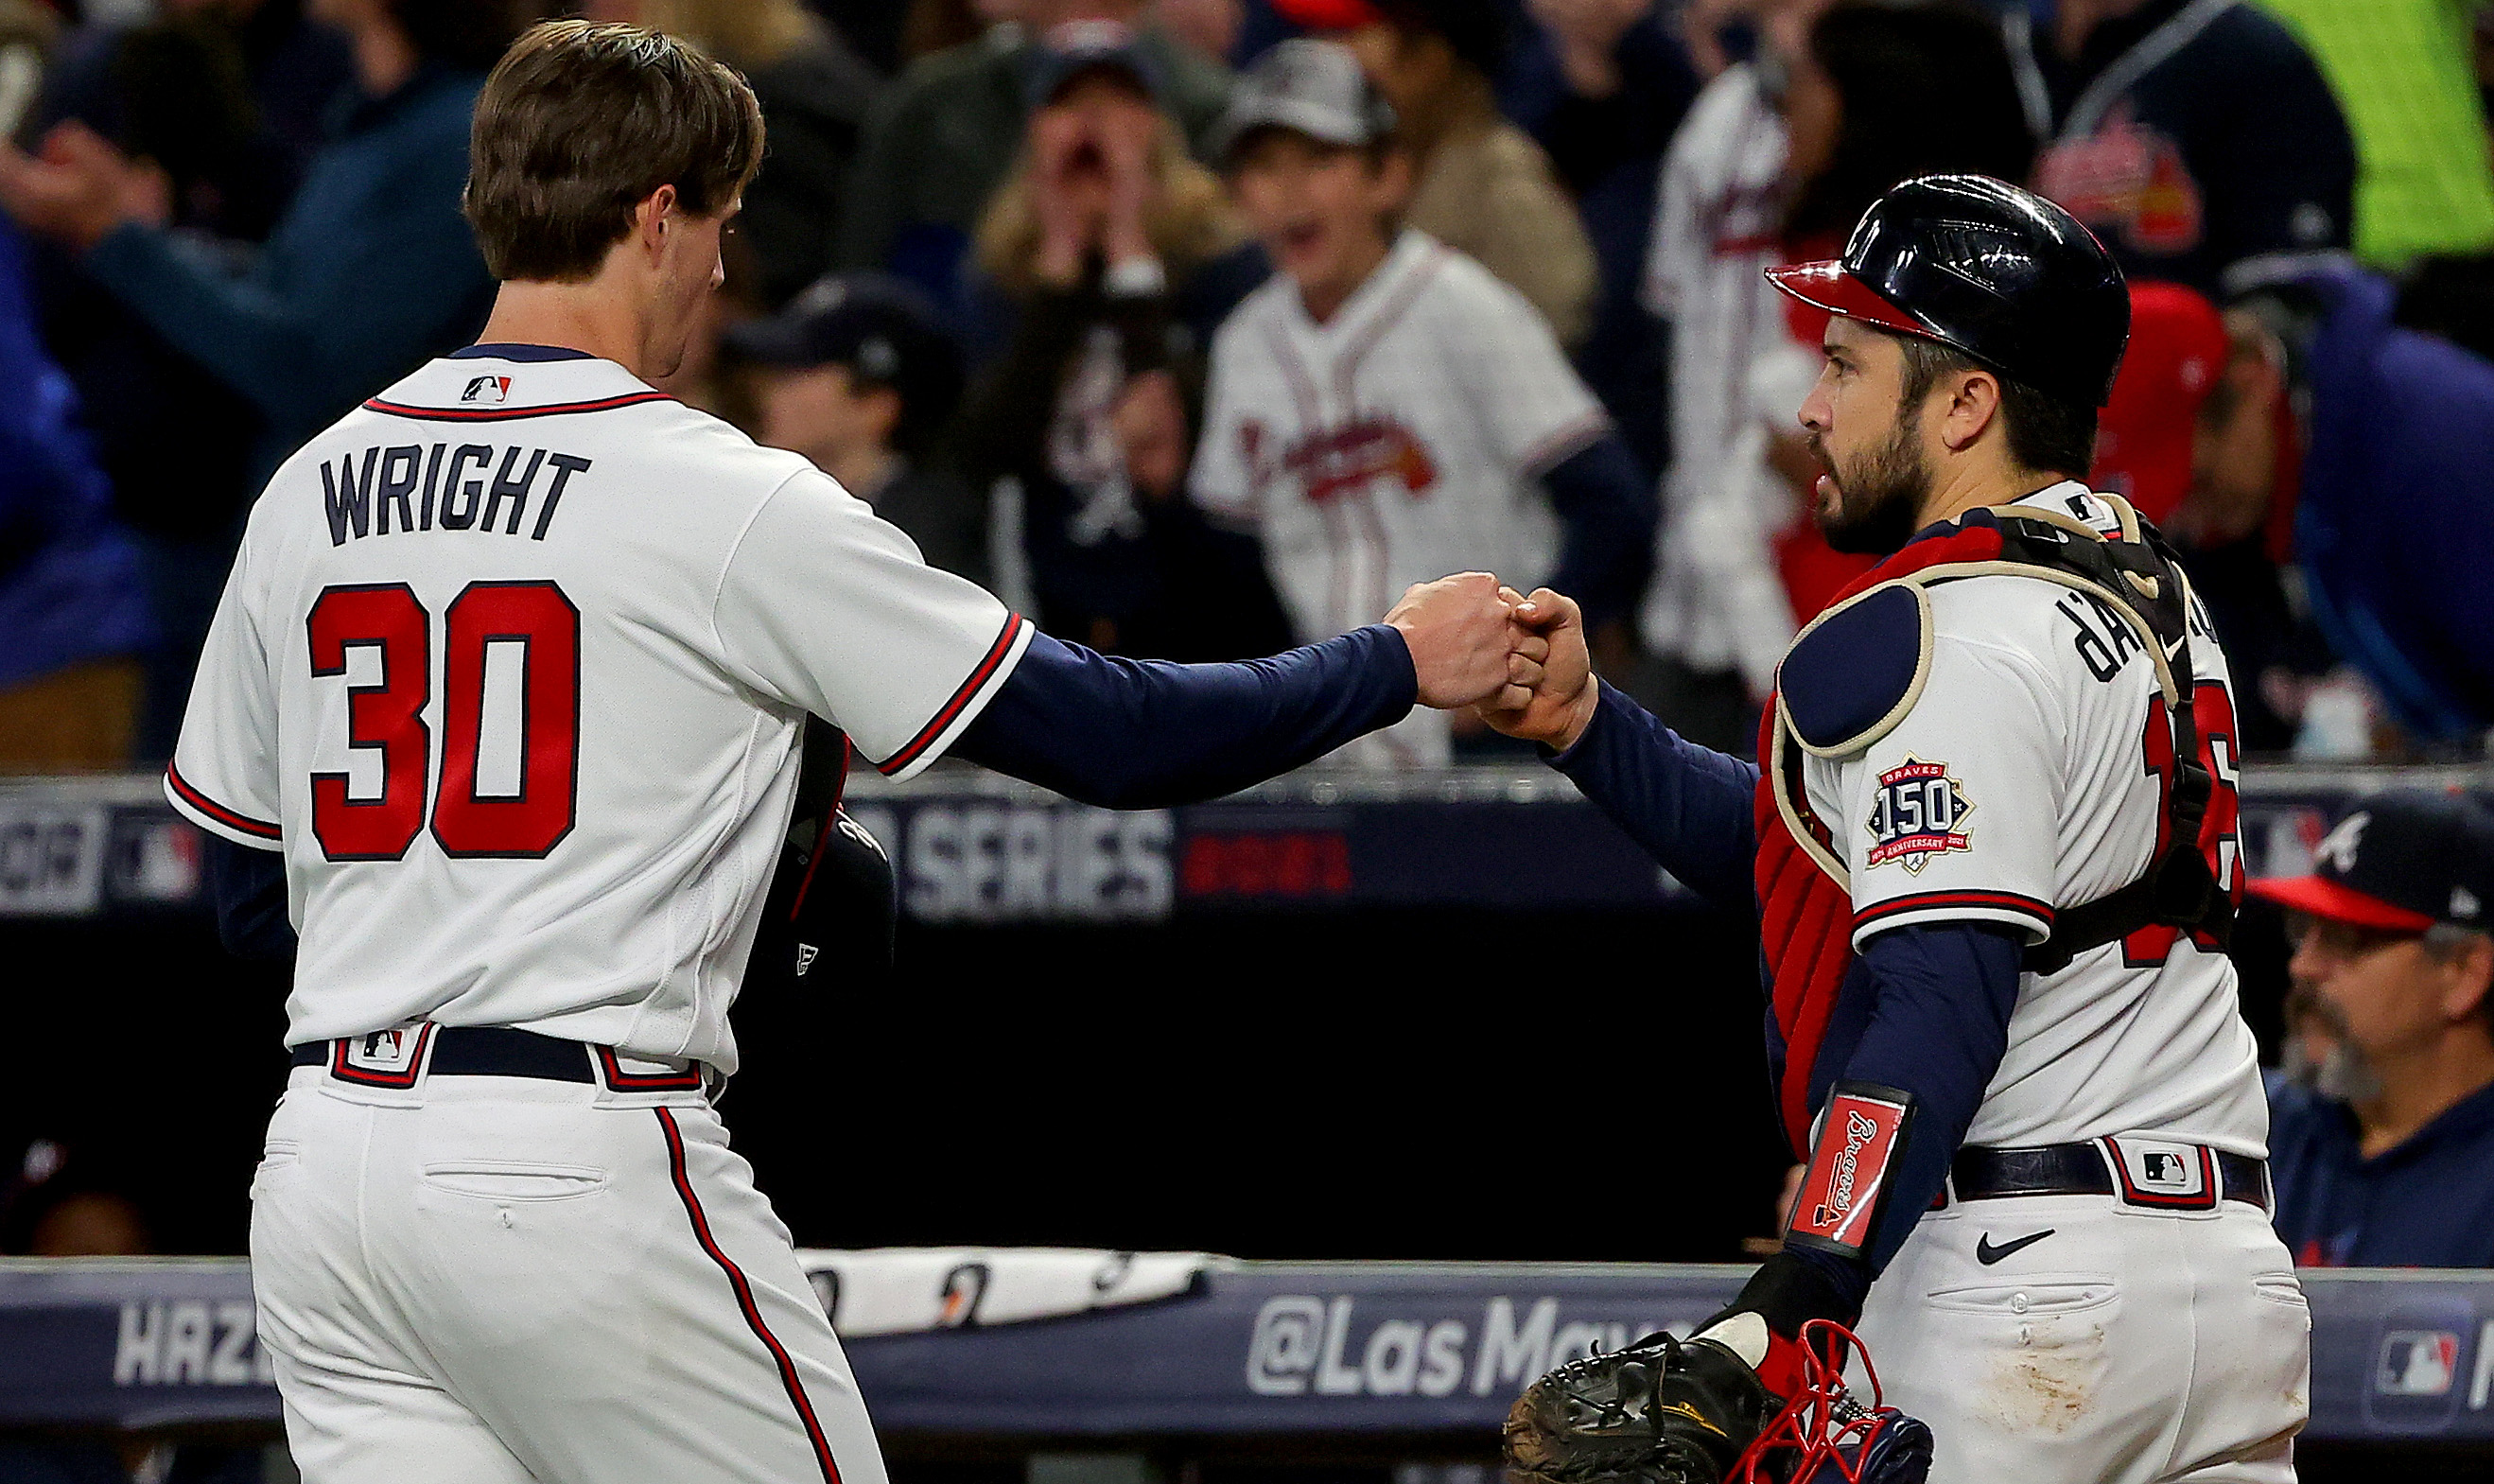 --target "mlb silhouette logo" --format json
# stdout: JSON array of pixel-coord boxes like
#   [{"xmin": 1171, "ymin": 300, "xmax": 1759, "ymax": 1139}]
[
  {"xmin": 344, "ymin": 1027, "xmax": 422, "ymax": 1074},
  {"xmin": 2104, "ymin": 1136, "xmax": 2215, "ymax": 1209},
  {"xmin": 462, "ymin": 375, "xmax": 512, "ymax": 404}
]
